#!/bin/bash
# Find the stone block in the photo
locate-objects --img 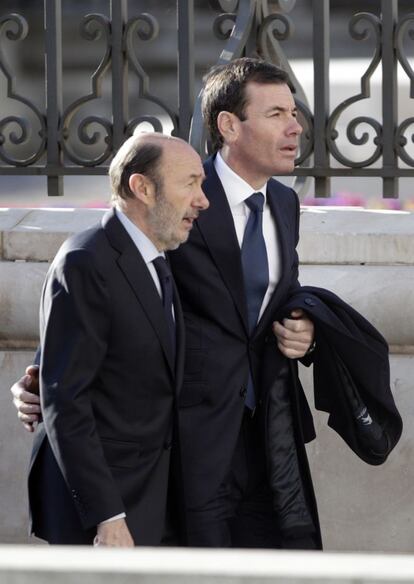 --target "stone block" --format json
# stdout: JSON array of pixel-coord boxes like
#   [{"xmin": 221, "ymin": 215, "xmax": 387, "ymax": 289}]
[
  {"xmin": 0, "ymin": 262, "xmax": 47, "ymax": 344},
  {"xmin": 3, "ymin": 209, "xmax": 105, "ymax": 262},
  {"xmin": 299, "ymin": 208, "xmax": 414, "ymax": 265},
  {"xmin": 299, "ymin": 354, "xmax": 414, "ymax": 552},
  {"xmin": 0, "ymin": 351, "xmax": 36, "ymax": 543},
  {"xmin": 299, "ymin": 265, "xmax": 414, "ymax": 347},
  {"xmin": 0, "ymin": 209, "xmax": 30, "ymax": 258}
]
